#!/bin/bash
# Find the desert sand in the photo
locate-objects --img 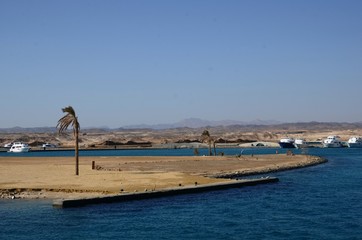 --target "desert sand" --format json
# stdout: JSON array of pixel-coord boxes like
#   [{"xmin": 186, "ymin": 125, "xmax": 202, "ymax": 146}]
[
  {"xmin": 0, "ymin": 154, "xmax": 325, "ymax": 200},
  {"xmin": 1, "ymin": 123, "xmax": 362, "ymax": 150}
]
